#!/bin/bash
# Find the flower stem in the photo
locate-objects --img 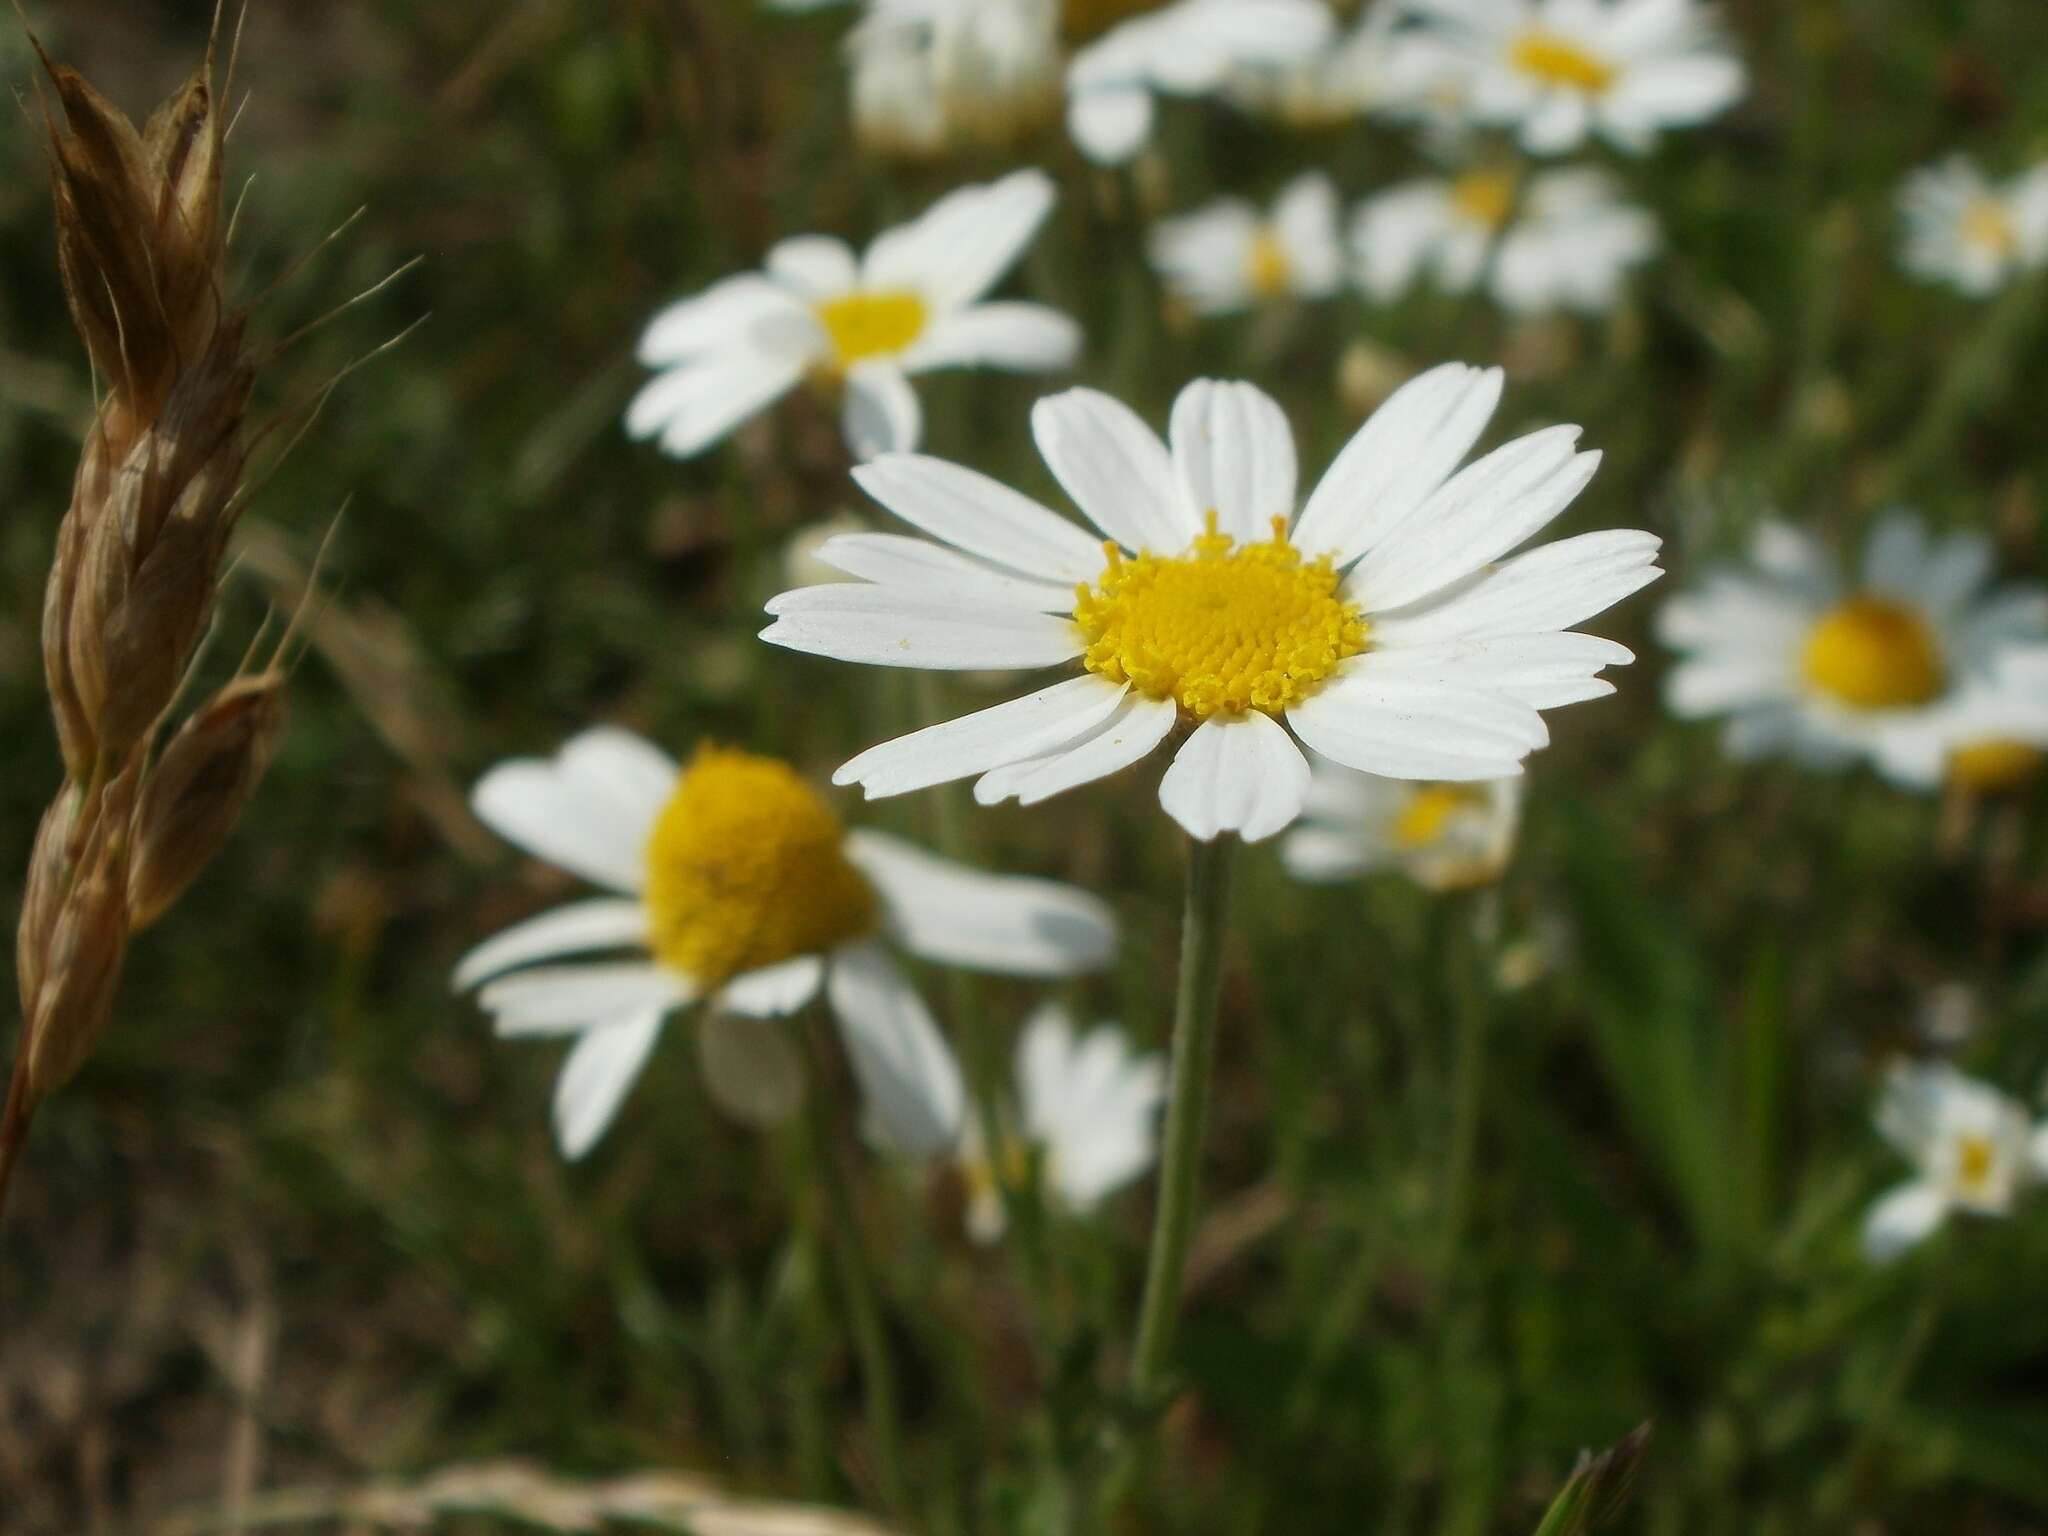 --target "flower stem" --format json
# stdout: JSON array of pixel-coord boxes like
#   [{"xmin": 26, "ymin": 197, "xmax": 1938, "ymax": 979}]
[
  {"xmin": 1436, "ymin": 892, "xmax": 1497, "ymax": 1289},
  {"xmin": 1128, "ymin": 832, "xmax": 1238, "ymax": 1406},
  {"xmin": 797, "ymin": 1016, "xmax": 911, "ymax": 1519}
]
